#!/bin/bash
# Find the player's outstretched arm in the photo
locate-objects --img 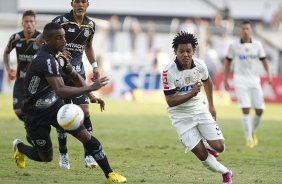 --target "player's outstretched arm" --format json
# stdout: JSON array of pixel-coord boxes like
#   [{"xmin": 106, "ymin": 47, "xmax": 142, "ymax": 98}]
[{"xmin": 46, "ymin": 75, "xmax": 108, "ymax": 99}]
